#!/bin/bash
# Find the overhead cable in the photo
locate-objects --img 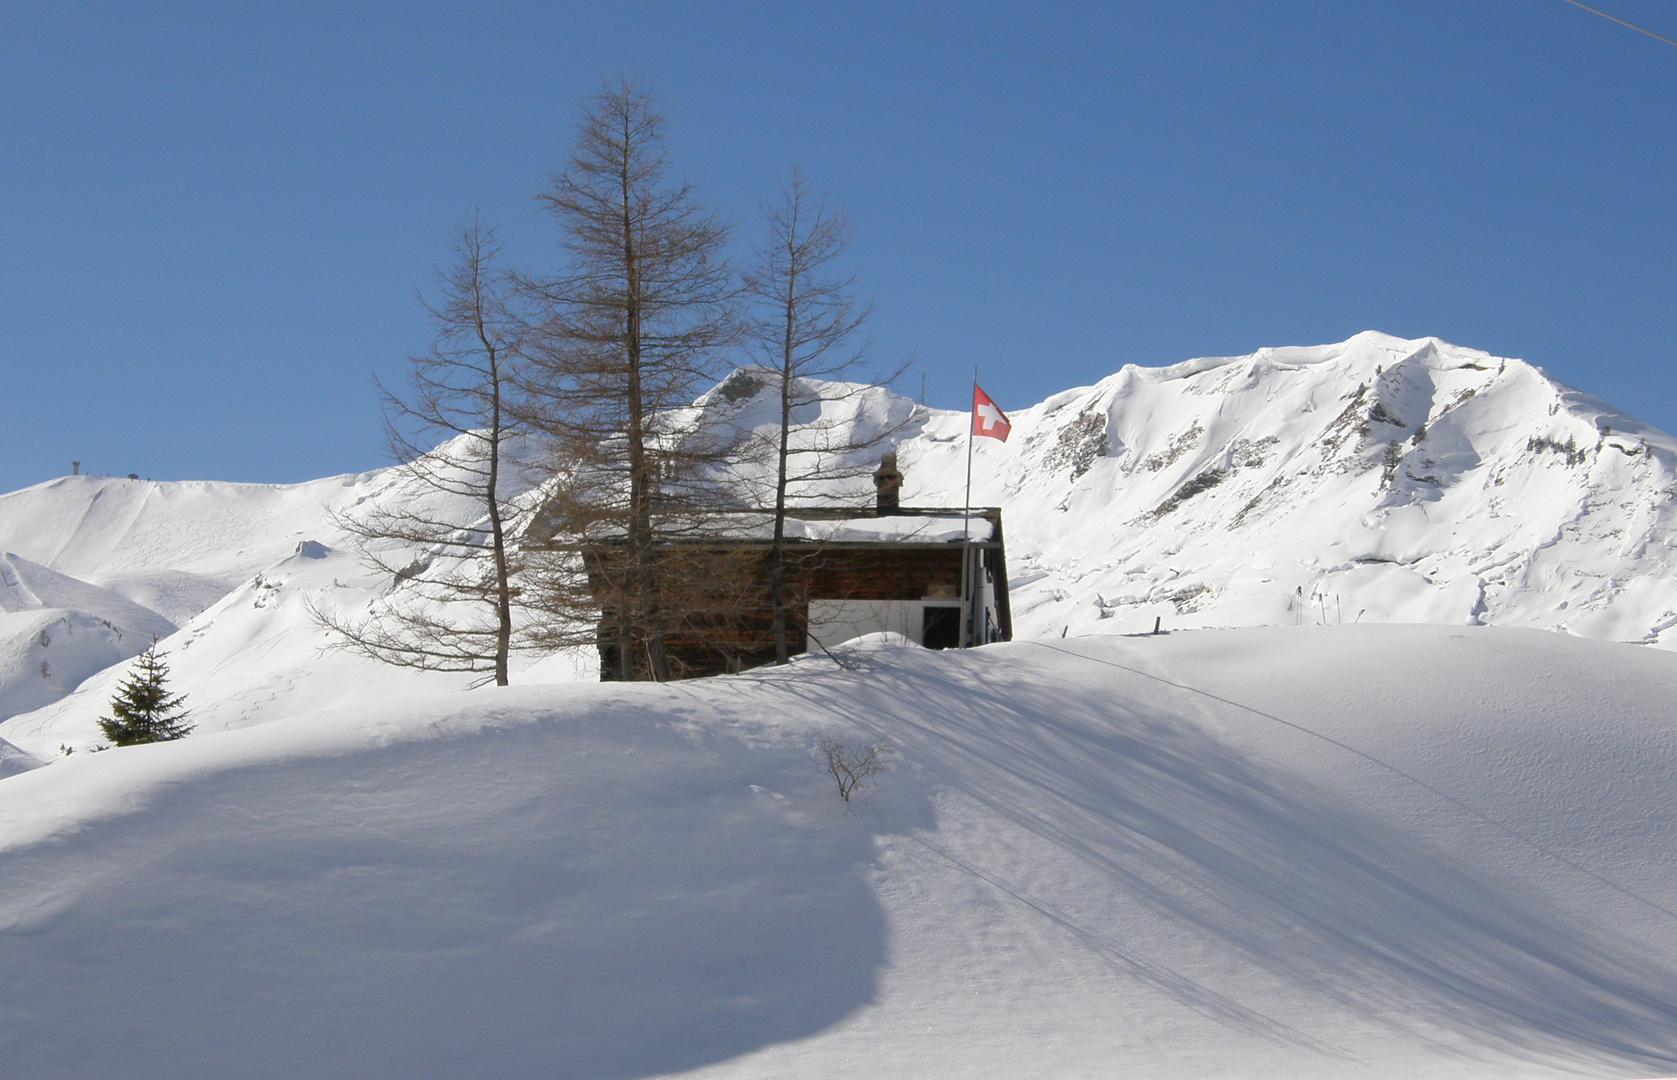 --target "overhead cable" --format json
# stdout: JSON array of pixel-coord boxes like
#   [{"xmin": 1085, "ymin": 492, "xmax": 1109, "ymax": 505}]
[{"xmin": 1559, "ymin": 0, "xmax": 1677, "ymax": 48}]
